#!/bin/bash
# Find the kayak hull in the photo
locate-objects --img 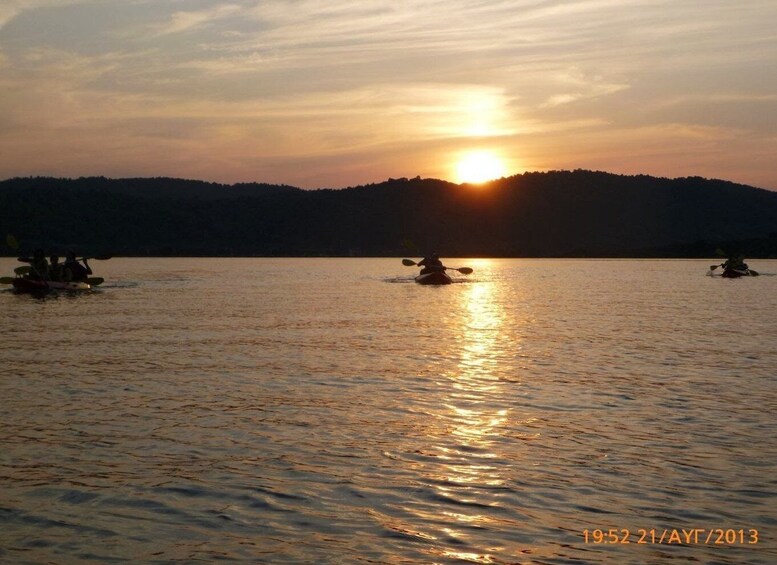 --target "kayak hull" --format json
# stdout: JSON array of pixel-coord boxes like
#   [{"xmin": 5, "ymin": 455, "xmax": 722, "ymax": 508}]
[
  {"xmin": 721, "ymin": 268, "xmax": 759, "ymax": 278},
  {"xmin": 415, "ymin": 271, "xmax": 453, "ymax": 285},
  {"xmin": 12, "ymin": 278, "xmax": 92, "ymax": 293}
]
